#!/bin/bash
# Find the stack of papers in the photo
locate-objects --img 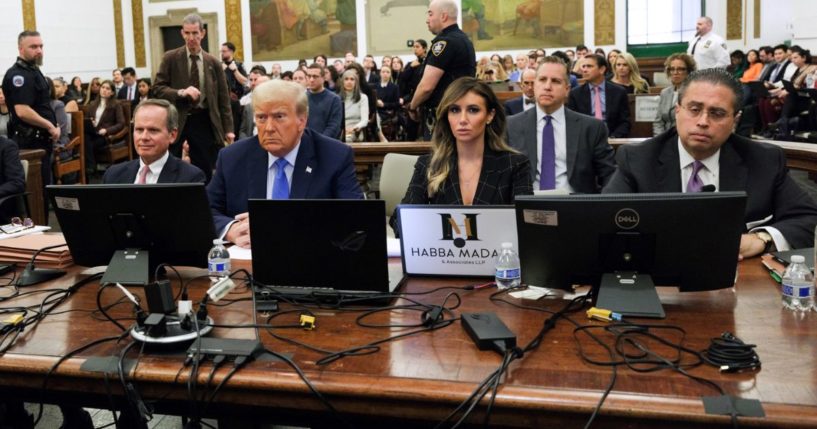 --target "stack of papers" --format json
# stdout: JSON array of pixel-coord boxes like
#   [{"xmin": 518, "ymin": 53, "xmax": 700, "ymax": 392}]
[{"xmin": 0, "ymin": 233, "xmax": 73, "ymax": 269}]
